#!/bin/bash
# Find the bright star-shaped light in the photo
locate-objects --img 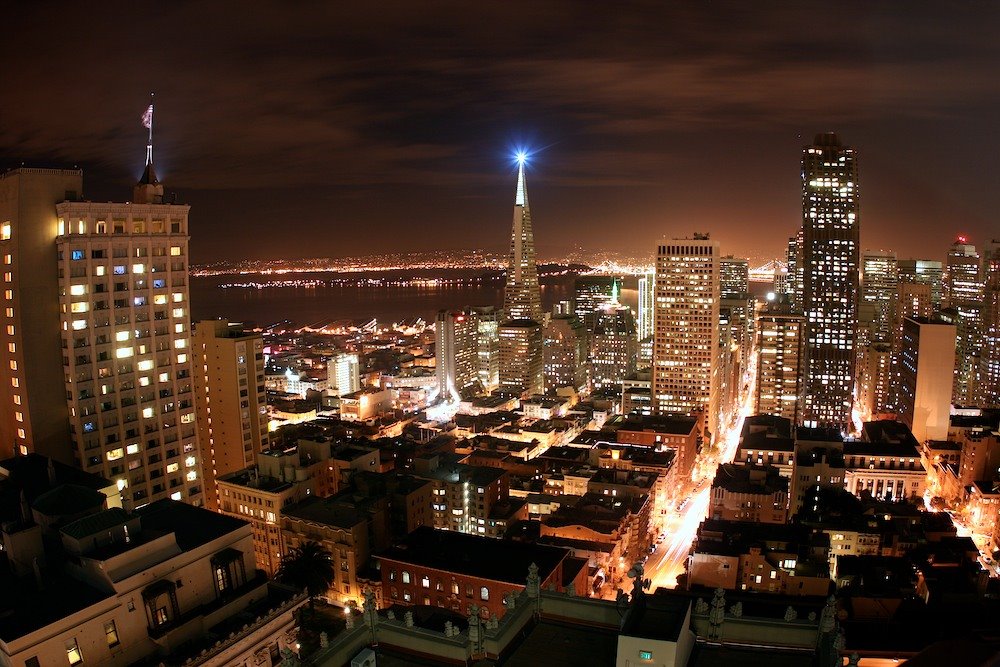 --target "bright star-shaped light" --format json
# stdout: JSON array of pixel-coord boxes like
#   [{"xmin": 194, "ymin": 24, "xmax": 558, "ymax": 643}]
[{"xmin": 516, "ymin": 151, "xmax": 527, "ymax": 165}]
